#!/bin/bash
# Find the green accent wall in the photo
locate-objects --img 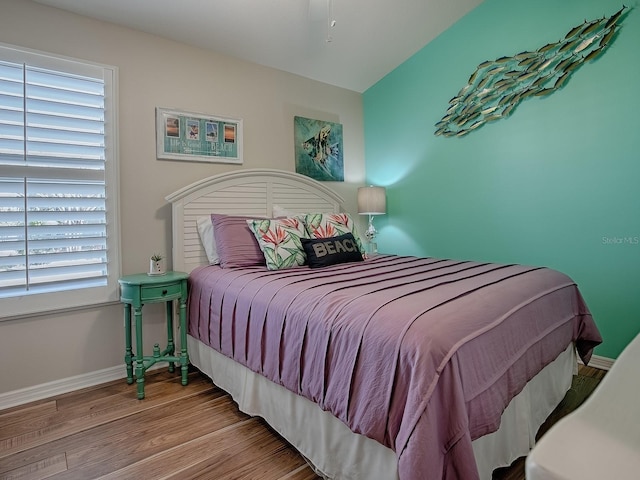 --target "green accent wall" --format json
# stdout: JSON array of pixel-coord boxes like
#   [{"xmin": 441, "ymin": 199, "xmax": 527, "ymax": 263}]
[{"xmin": 363, "ymin": 0, "xmax": 640, "ymax": 359}]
